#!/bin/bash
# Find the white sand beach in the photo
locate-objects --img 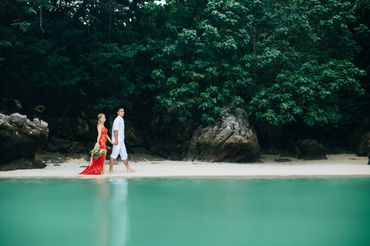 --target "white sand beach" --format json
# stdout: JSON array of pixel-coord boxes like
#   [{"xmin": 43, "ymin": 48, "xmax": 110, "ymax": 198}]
[{"xmin": 0, "ymin": 154, "xmax": 369, "ymax": 179}]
